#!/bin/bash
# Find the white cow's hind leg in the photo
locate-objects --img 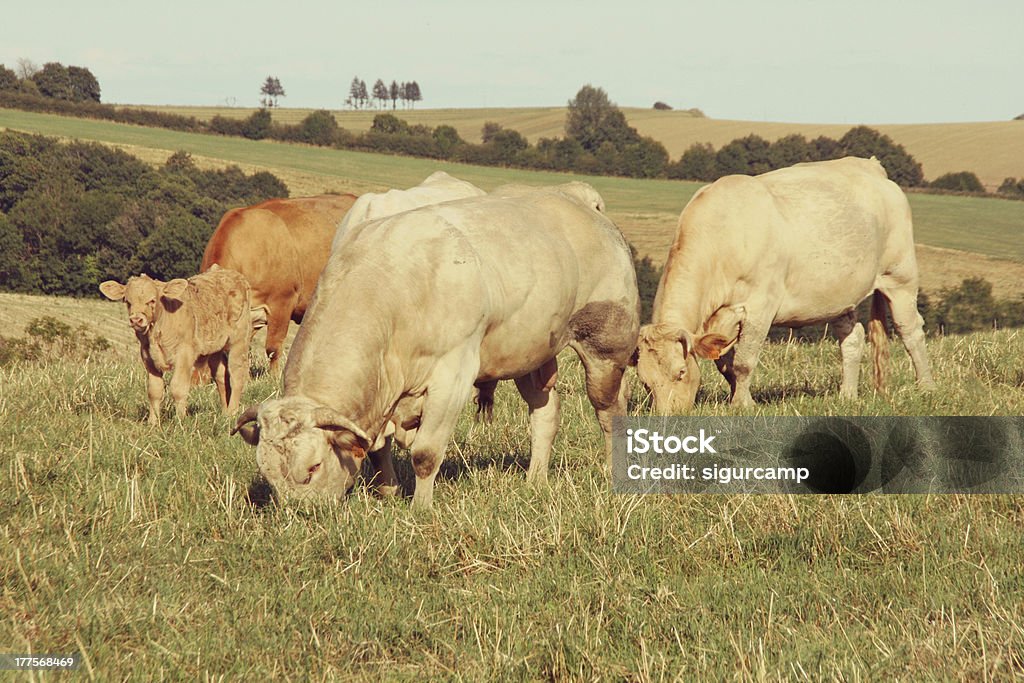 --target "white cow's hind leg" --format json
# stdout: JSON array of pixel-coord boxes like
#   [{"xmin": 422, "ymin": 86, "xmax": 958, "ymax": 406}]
[
  {"xmin": 833, "ymin": 312, "xmax": 866, "ymax": 399},
  {"xmin": 514, "ymin": 358, "xmax": 561, "ymax": 487},
  {"xmin": 881, "ymin": 285, "xmax": 935, "ymax": 389}
]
